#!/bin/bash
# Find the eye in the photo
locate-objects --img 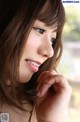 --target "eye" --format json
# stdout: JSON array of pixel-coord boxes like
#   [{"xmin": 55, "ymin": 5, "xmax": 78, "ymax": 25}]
[
  {"xmin": 33, "ymin": 27, "xmax": 45, "ymax": 34},
  {"xmin": 51, "ymin": 38, "xmax": 56, "ymax": 45}
]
